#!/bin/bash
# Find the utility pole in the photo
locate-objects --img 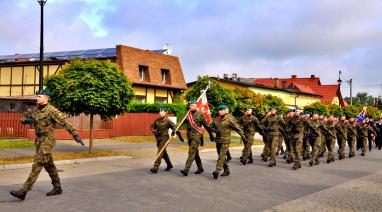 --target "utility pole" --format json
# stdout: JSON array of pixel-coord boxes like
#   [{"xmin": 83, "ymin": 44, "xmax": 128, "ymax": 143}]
[{"xmin": 38, "ymin": 0, "xmax": 47, "ymax": 90}]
